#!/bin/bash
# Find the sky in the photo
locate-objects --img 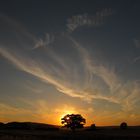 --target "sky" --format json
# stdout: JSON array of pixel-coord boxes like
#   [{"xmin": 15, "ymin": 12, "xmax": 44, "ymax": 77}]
[{"xmin": 0, "ymin": 0, "xmax": 140, "ymax": 126}]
